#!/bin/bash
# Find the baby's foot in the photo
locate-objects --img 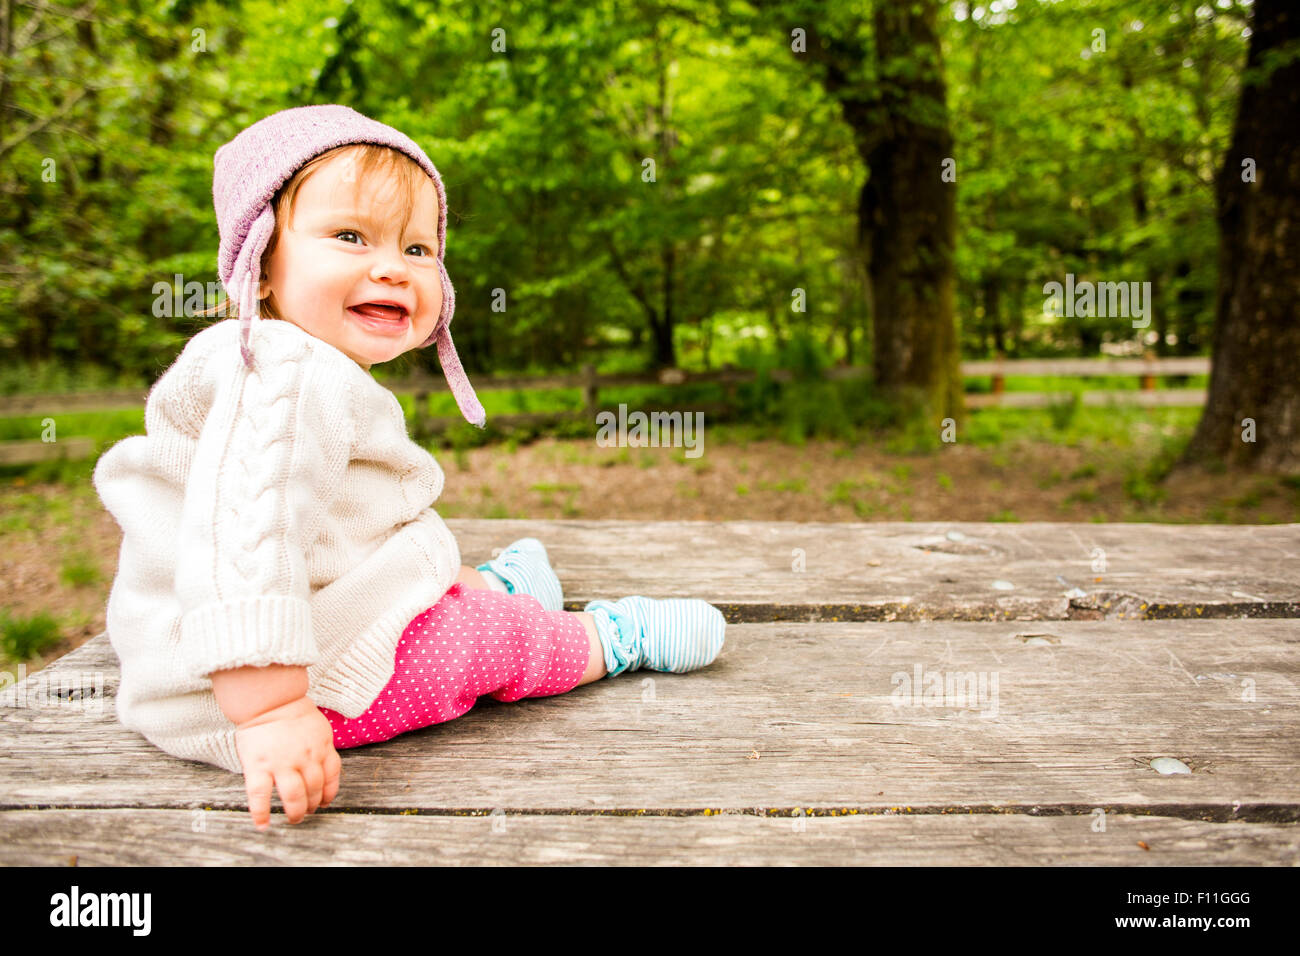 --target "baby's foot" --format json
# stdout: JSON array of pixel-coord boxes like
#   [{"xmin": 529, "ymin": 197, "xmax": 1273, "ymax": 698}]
[
  {"xmin": 475, "ymin": 538, "xmax": 564, "ymax": 612},
  {"xmin": 582, "ymin": 595, "xmax": 726, "ymax": 677}
]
